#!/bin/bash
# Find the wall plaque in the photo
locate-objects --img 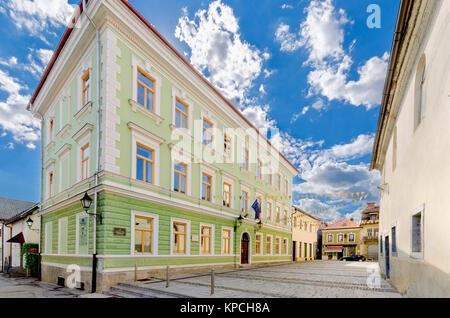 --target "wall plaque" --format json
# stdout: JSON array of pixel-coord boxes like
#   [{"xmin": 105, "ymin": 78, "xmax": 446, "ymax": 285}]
[{"xmin": 114, "ymin": 227, "xmax": 126, "ymax": 236}]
